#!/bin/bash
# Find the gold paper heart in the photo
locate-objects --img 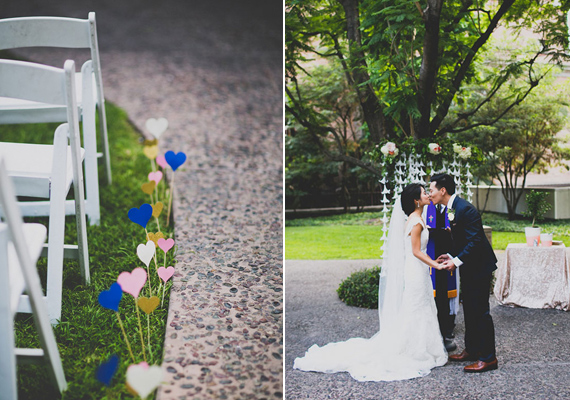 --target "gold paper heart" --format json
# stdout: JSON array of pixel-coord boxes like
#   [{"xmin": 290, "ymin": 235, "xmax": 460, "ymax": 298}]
[
  {"xmin": 137, "ymin": 296, "xmax": 160, "ymax": 314},
  {"xmin": 146, "ymin": 232, "xmax": 165, "ymax": 246},
  {"xmin": 143, "ymin": 139, "xmax": 158, "ymax": 147},
  {"xmin": 152, "ymin": 202, "xmax": 164, "ymax": 218},
  {"xmin": 141, "ymin": 181, "xmax": 156, "ymax": 195},
  {"xmin": 143, "ymin": 145, "xmax": 159, "ymax": 160}
]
